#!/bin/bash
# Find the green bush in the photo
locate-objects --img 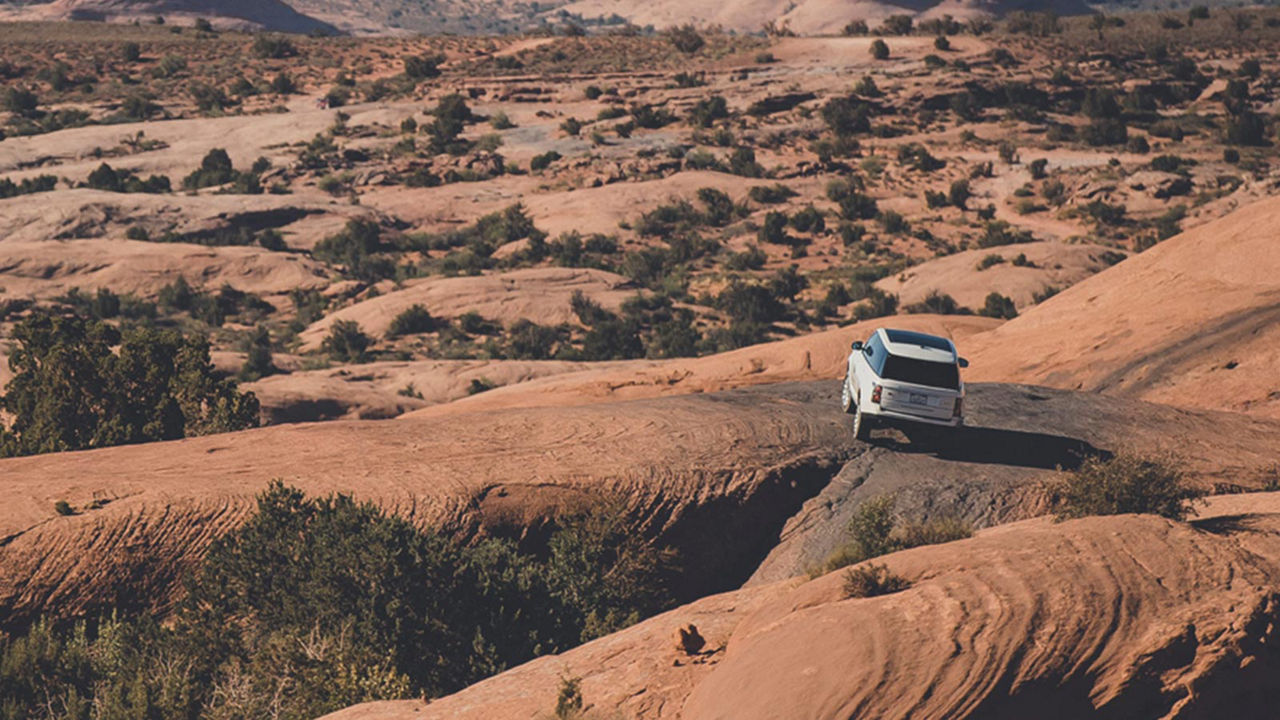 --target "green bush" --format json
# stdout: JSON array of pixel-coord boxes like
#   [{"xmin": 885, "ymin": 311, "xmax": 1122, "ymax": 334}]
[
  {"xmin": 387, "ymin": 304, "xmax": 437, "ymax": 338},
  {"xmin": 0, "ymin": 315, "xmax": 259, "ymax": 457},
  {"xmin": 531, "ymin": 150, "xmax": 561, "ymax": 171},
  {"xmin": 321, "ymin": 320, "xmax": 372, "ymax": 363},
  {"xmin": 313, "ymin": 220, "xmax": 394, "ymax": 281},
  {"xmin": 870, "ymin": 39, "xmax": 890, "ymax": 60},
  {"xmin": 816, "ymin": 495, "xmax": 972, "ymax": 576},
  {"xmin": 843, "ymin": 563, "xmax": 910, "ymax": 598},
  {"xmin": 53, "ymin": 500, "xmax": 74, "ymax": 516},
  {"xmin": 1052, "ymin": 453, "xmax": 1206, "ymax": 521},
  {"xmin": 404, "ymin": 52, "xmax": 445, "ymax": 80},
  {"xmin": 980, "ymin": 292, "xmax": 1018, "ymax": 319},
  {"xmin": 251, "ymin": 35, "xmax": 297, "ymax": 59}
]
